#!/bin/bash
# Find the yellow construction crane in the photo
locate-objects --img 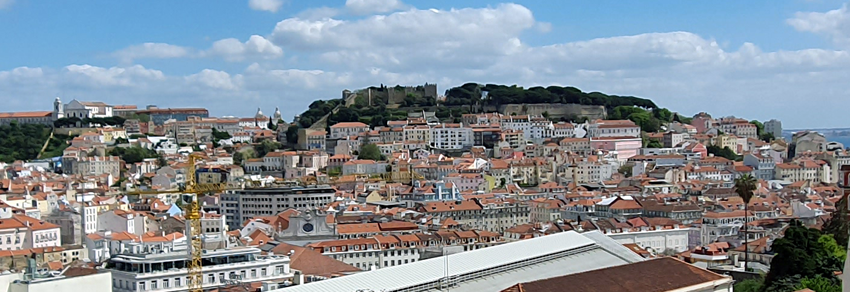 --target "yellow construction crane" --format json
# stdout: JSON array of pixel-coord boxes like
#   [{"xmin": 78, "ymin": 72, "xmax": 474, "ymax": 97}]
[{"xmin": 127, "ymin": 154, "xmax": 227, "ymax": 292}]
